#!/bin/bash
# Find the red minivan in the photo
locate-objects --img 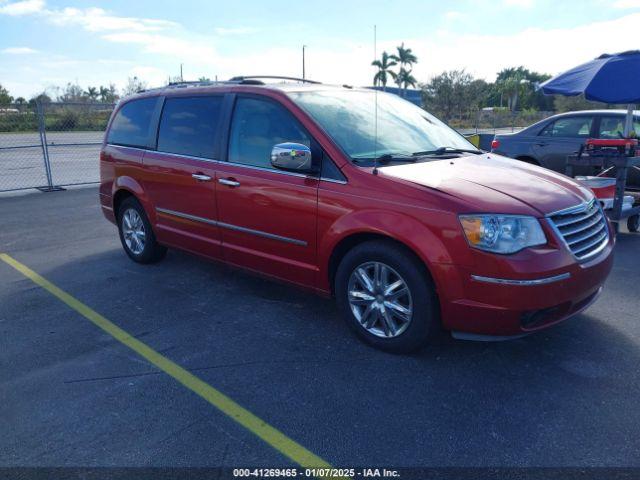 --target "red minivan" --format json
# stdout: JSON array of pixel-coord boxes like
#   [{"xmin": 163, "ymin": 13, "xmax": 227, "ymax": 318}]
[{"xmin": 99, "ymin": 77, "xmax": 614, "ymax": 352}]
